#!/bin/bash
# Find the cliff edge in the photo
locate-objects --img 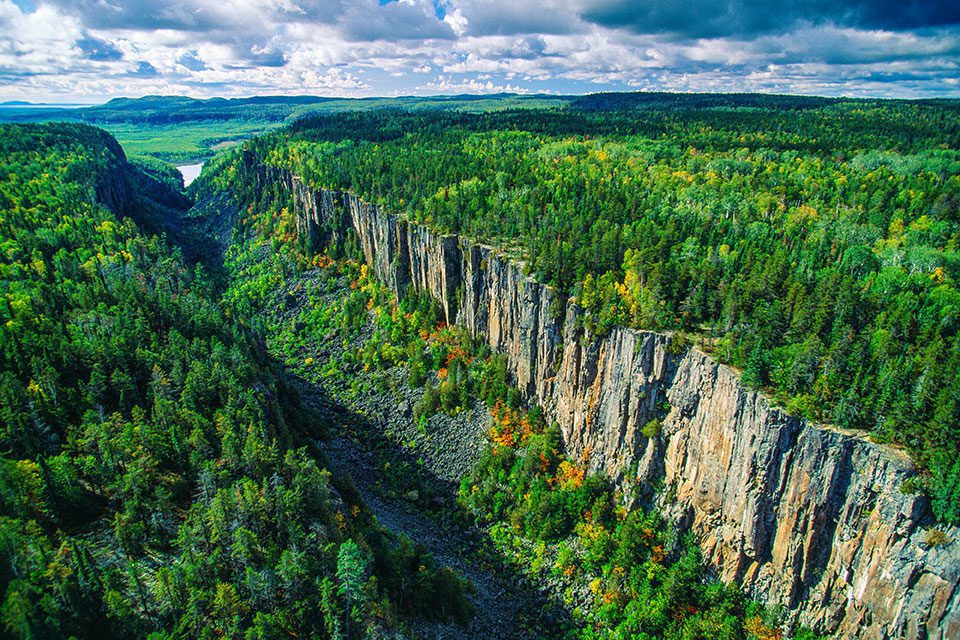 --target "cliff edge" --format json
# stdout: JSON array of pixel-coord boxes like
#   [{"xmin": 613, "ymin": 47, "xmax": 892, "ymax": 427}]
[{"xmin": 245, "ymin": 153, "xmax": 960, "ymax": 638}]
